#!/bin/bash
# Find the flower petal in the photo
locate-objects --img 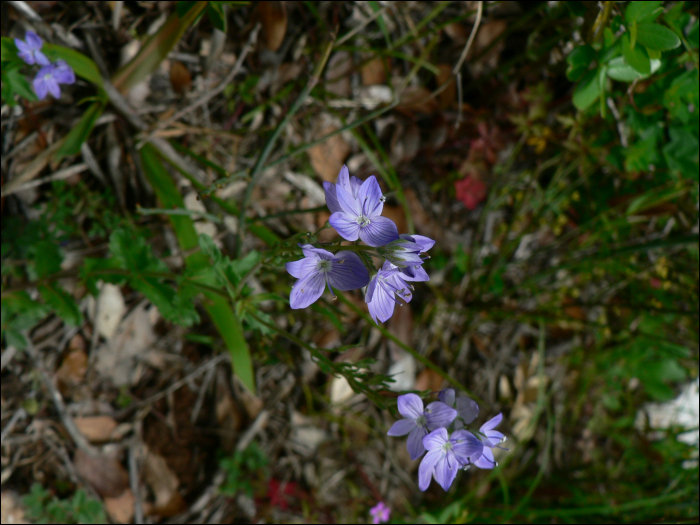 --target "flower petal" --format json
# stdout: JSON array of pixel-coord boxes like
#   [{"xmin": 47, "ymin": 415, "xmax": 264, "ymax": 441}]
[
  {"xmin": 358, "ymin": 175, "xmax": 384, "ymax": 217},
  {"xmin": 424, "ymin": 401, "xmax": 458, "ymax": 430},
  {"xmin": 438, "ymin": 388, "xmax": 456, "ymax": 407},
  {"xmin": 359, "ymin": 216, "xmax": 398, "ymax": 247},
  {"xmin": 485, "ymin": 430, "xmax": 505, "ymax": 445},
  {"xmin": 329, "ymin": 212, "xmax": 361, "ymax": 241},
  {"xmin": 25, "ymin": 31, "xmax": 43, "ymax": 50},
  {"xmin": 299, "ymin": 244, "xmax": 333, "ymax": 260},
  {"xmin": 434, "ymin": 453, "xmax": 459, "ymax": 491},
  {"xmin": 336, "ymin": 165, "xmax": 350, "ymax": 190},
  {"xmin": 323, "ymin": 181, "xmax": 343, "ymax": 214},
  {"xmin": 411, "ymin": 234, "xmax": 436, "ymax": 252},
  {"xmin": 402, "ymin": 265, "xmax": 429, "ymax": 282},
  {"xmin": 34, "ymin": 51, "xmax": 50, "ymax": 66},
  {"xmin": 365, "ymin": 274, "xmax": 378, "ymax": 304},
  {"xmin": 289, "ymin": 270, "xmax": 325, "ymax": 309},
  {"xmin": 387, "ymin": 418, "xmax": 416, "ymax": 436},
  {"xmin": 328, "ymin": 251, "xmax": 370, "ymax": 290},
  {"xmin": 53, "ymin": 61, "xmax": 75, "ymax": 84},
  {"xmin": 418, "ymin": 449, "xmax": 442, "ymax": 491},
  {"xmin": 33, "ymin": 76, "xmax": 48, "ymax": 100},
  {"xmin": 407, "ymin": 426, "xmax": 427, "ymax": 460},
  {"xmin": 46, "ymin": 78, "xmax": 61, "ymax": 99},
  {"xmin": 451, "ymin": 430, "xmax": 483, "ymax": 465},
  {"xmin": 349, "ymin": 176, "xmax": 363, "ymax": 198},
  {"xmin": 285, "ymin": 257, "xmax": 317, "ymax": 279},
  {"xmin": 336, "ymin": 184, "xmax": 361, "ymax": 216},
  {"xmin": 396, "ymin": 393, "xmax": 423, "ymax": 419},
  {"xmin": 480, "ymin": 412, "xmax": 503, "ymax": 432},
  {"xmin": 367, "ymin": 279, "xmax": 395, "ymax": 323},
  {"xmin": 473, "ymin": 446, "xmax": 496, "ymax": 469},
  {"xmin": 422, "ymin": 427, "xmax": 448, "ymax": 450},
  {"xmin": 456, "ymin": 397, "xmax": 479, "ymax": 425}
]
